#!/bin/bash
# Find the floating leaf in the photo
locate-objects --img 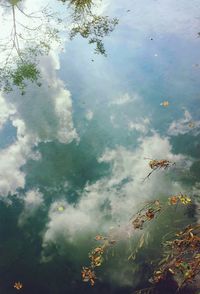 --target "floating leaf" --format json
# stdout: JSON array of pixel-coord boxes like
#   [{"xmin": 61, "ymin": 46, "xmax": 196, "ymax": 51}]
[
  {"xmin": 160, "ymin": 101, "xmax": 169, "ymax": 107},
  {"xmin": 57, "ymin": 206, "xmax": 65, "ymax": 212},
  {"xmin": 13, "ymin": 282, "xmax": 23, "ymax": 290},
  {"xmin": 168, "ymin": 196, "xmax": 179, "ymax": 205},
  {"xmin": 146, "ymin": 209, "xmax": 155, "ymax": 220},
  {"xmin": 81, "ymin": 267, "xmax": 96, "ymax": 286},
  {"xmin": 132, "ymin": 216, "xmax": 145, "ymax": 230},
  {"xmin": 178, "ymin": 194, "xmax": 192, "ymax": 205},
  {"xmin": 95, "ymin": 234, "xmax": 107, "ymax": 241}
]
